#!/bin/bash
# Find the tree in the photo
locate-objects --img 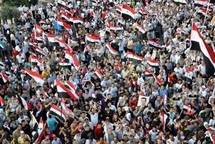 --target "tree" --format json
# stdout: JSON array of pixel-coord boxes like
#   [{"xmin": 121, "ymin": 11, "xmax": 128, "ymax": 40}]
[
  {"xmin": 2, "ymin": 0, "xmax": 38, "ymax": 7},
  {"xmin": 0, "ymin": 5, "xmax": 20, "ymax": 22}
]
